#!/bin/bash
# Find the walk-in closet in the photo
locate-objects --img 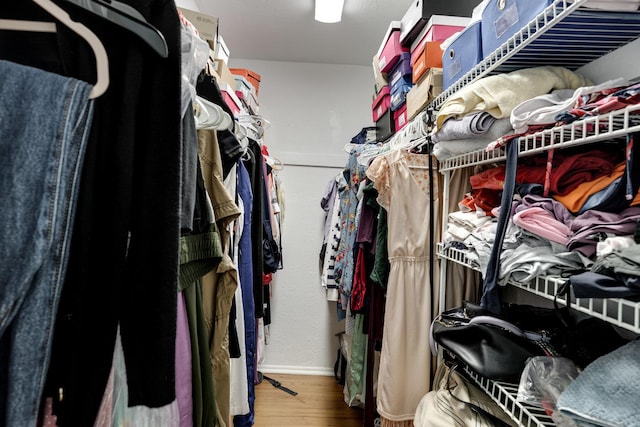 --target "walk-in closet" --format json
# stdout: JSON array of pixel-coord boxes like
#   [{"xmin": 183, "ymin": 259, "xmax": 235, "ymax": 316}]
[{"xmin": 1, "ymin": 1, "xmax": 639, "ymax": 426}]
